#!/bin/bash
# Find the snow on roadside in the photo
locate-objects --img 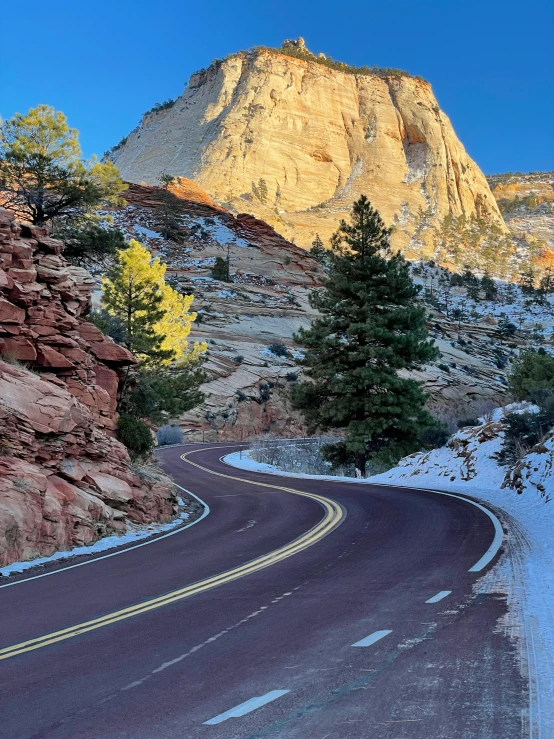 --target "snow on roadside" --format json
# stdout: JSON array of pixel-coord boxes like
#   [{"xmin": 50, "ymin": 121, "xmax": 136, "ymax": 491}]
[
  {"xmin": 0, "ymin": 506, "xmax": 190, "ymax": 578},
  {"xmin": 224, "ymin": 418, "xmax": 554, "ymax": 736}
]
